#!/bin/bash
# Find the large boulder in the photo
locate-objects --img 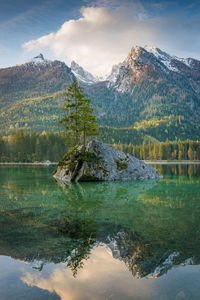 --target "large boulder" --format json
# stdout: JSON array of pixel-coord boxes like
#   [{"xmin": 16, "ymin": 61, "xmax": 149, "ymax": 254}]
[{"xmin": 53, "ymin": 140, "xmax": 162, "ymax": 183}]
